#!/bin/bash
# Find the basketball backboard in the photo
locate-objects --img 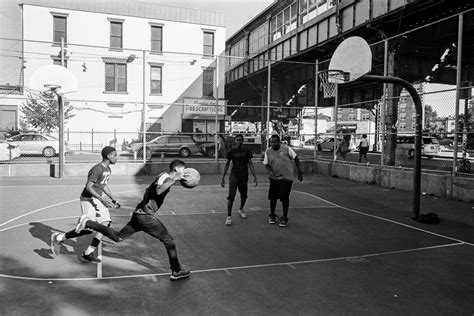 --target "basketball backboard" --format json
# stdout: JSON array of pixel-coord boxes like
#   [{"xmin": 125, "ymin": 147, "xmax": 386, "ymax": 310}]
[
  {"xmin": 328, "ymin": 36, "xmax": 372, "ymax": 83},
  {"xmin": 29, "ymin": 64, "xmax": 78, "ymax": 94}
]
